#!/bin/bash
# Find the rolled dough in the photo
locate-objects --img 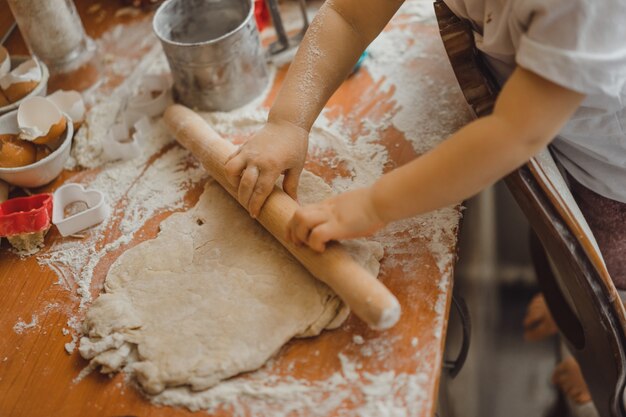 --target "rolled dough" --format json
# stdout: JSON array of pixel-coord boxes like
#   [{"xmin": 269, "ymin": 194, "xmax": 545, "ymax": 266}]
[{"xmin": 79, "ymin": 171, "xmax": 383, "ymax": 394}]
